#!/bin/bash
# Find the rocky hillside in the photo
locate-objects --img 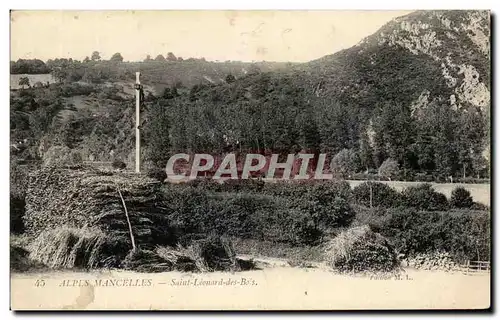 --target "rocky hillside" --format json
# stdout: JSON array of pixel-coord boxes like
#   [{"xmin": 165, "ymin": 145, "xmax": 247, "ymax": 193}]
[{"xmin": 307, "ymin": 10, "xmax": 490, "ymax": 112}]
